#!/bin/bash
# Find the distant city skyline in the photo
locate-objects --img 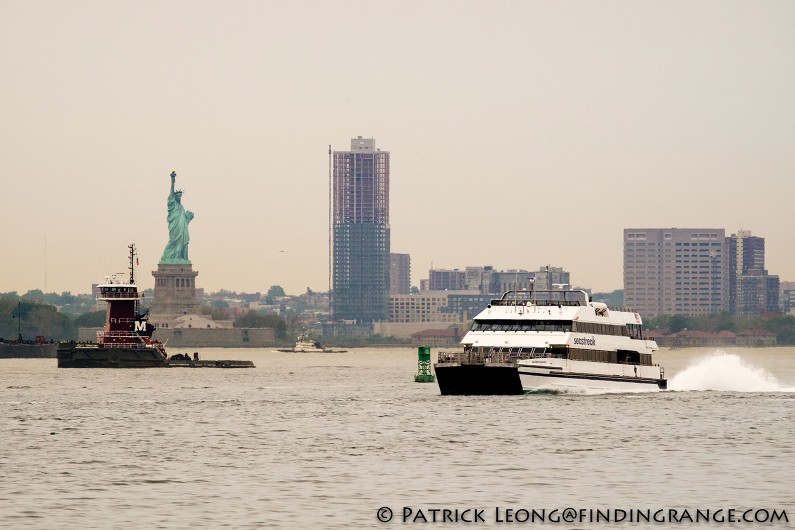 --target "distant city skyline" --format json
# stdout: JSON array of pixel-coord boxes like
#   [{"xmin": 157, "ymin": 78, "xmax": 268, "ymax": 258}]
[{"xmin": 2, "ymin": 2, "xmax": 795, "ymax": 296}]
